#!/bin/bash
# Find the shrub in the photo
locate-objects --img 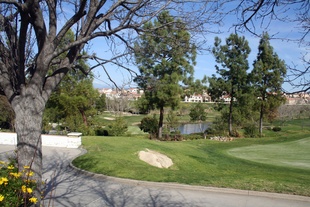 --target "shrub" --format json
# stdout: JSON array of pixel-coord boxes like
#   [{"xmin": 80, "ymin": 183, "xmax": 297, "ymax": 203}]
[
  {"xmin": 106, "ymin": 117, "xmax": 128, "ymax": 136},
  {"xmin": 0, "ymin": 159, "xmax": 38, "ymax": 206},
  {"xmin": 183, "ymin": 133, "xmax": 203, "ymax": 140},
  {"xmin": 244, "ymin": 122, "xmax": 259, "ymax": 138},
  {"xmin": 95, "ymin": 127, "xmax": 109, "ymax": 136},
  {"xmin": 229, "ymin": 129, "xmax": 241, "ymax": 137},
  {"xmin": 139, "ymin": 115, "xmax": 158, "ymax": 138},
  {"xmin": 272, "ymin": 126, "xmax": 282, "ymax": 132},
  {"xmin": 189, "ymin": 103, "xmax": 207, "ymax": 122}
]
